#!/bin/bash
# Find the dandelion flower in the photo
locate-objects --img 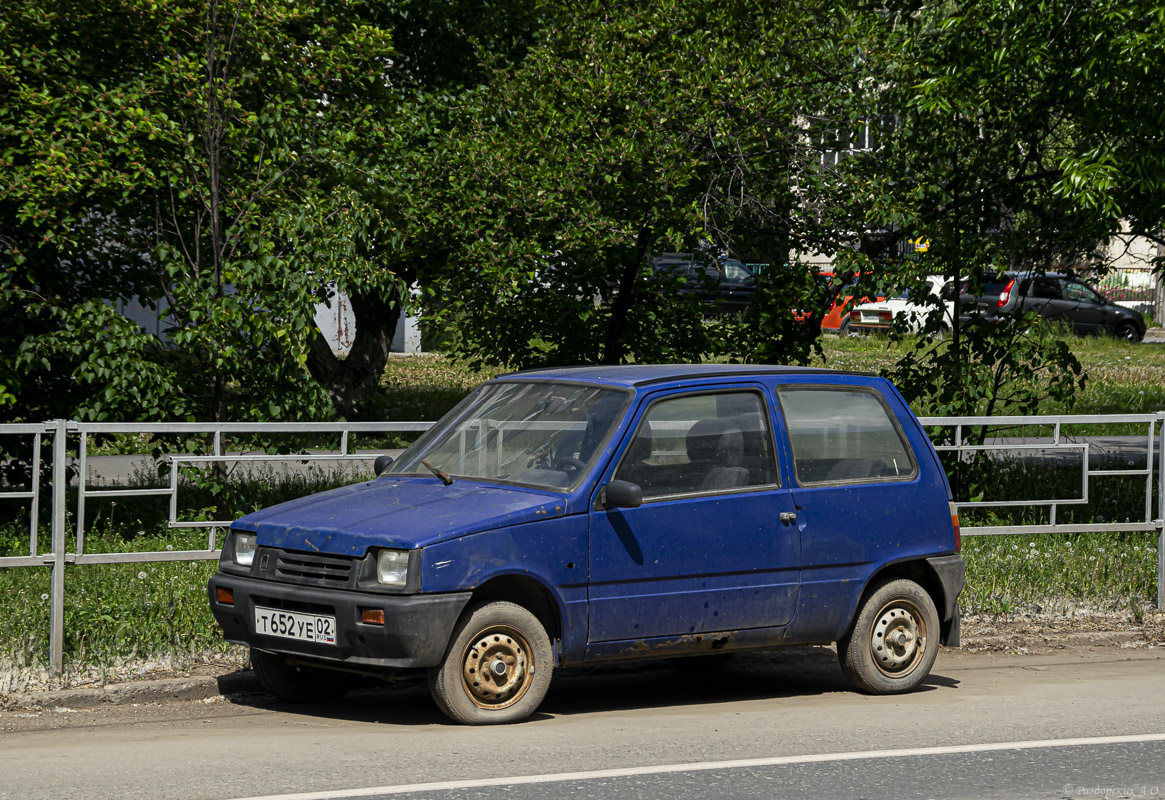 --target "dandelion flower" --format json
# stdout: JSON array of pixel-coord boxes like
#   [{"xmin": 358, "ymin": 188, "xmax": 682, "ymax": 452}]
[
  {"xmin": 40, "ymin": 593, "xmax": 49, "ymax": 601},
  {"xmin": 137, "ymin": 571, "xmax": 147, "ymax": 580}
]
